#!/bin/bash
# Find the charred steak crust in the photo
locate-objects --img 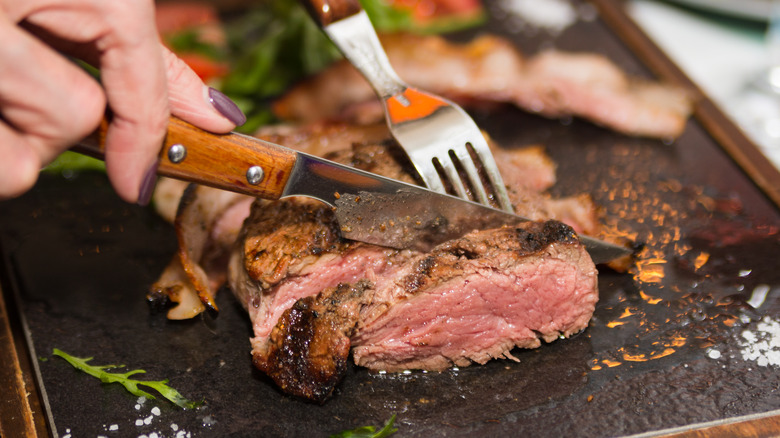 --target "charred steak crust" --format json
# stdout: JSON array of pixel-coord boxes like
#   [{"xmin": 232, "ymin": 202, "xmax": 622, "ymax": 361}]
[
  {"xmin": 404, "ymin": 220, "xmax": 580, "ymax": 293},
  {"xmin": 242, "ymin": 198, "xmax": 348, "ymax": 289},
  {"xmin": 254, "ymin": 280, "xmax": 374, "ymax": 403}
]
